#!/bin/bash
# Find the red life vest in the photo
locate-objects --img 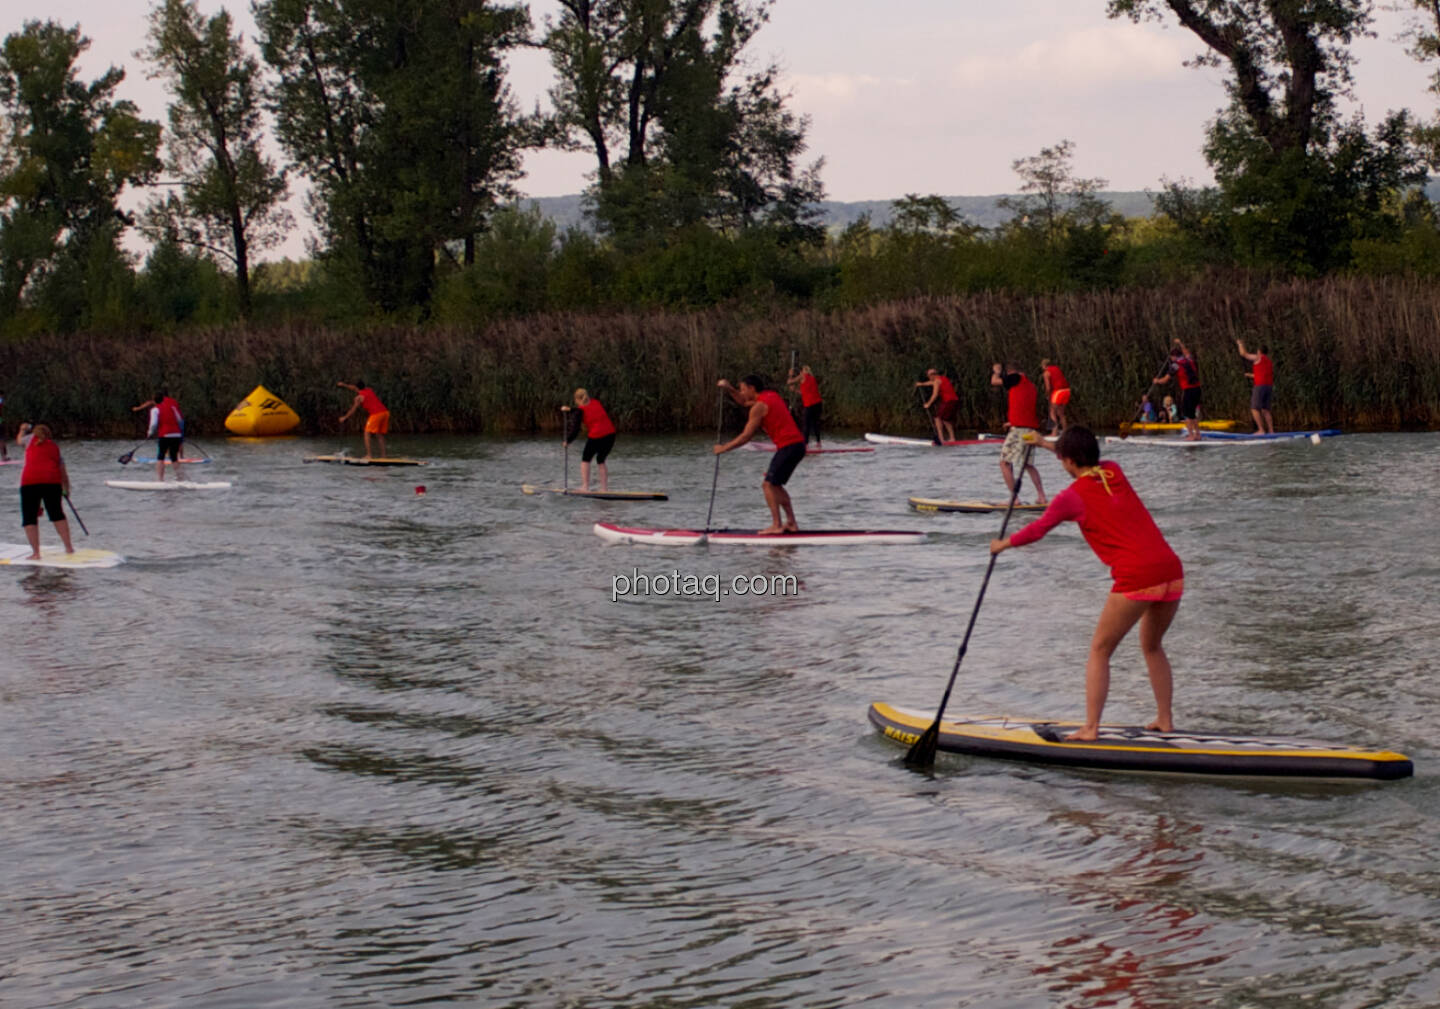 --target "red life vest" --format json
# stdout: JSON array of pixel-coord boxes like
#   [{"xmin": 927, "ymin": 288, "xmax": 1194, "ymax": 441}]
[
  {"xmin": 1252, "ymin": 354, "xmax": 1273, "ymax": 386},
  {"xmin": 579, "ymin": 398, "xmax": 616, "ymax": 438},
  {"xmin": 936, "ymin": 376, "xmax": 959, "ymax": 403},
  {"xmin": 1007, "ymin": 374, "xmax": 1042, "ymax": 429},
  {"xmin": 21, "ymin": 438, "xmax": 64, "ymax": 486},
  {"xmin": 799, "ymin": 373, "xmax": 821, "ymax": 408},
  {"xmin": 359, "ymin": 388, "xmax": 387, "ymax": 415},
  {"xmin": 156, "ymin": 397, "xmax": 184, "ymax": 438},
  {"xmin": 758, "ymin": 390, "xmax": 804, "ymax": 448},
  {"xmin": 1071, "ymin": 463, "xmax": 1183, "ymax": 592}
]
